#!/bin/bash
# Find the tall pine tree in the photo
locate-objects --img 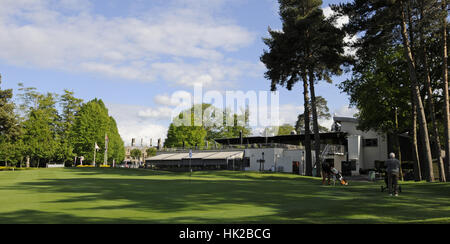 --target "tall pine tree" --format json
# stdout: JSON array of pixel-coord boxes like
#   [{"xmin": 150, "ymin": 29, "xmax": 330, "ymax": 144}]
[{"xmin": 261, "ymin": 0, "xmax": 347, "ymax": 176}]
